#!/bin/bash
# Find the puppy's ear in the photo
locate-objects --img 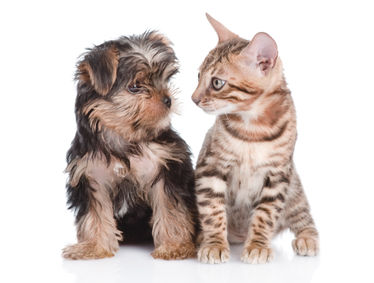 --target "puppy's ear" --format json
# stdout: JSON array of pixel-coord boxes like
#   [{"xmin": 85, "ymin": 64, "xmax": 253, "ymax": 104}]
[
  {"xmin": 77, "ymin": 43, "xmax": 119, "ymax": 95},
  {"xmin": 148, "ymin": 31, "xmax": 172, "ymax": 47}
]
